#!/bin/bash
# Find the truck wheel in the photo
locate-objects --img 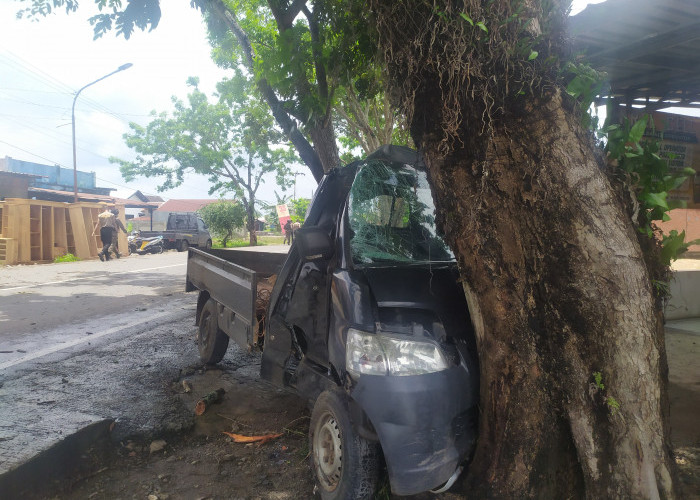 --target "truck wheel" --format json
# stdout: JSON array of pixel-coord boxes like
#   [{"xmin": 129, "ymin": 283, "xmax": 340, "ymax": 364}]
[
  {"xmin": 310, "ymin": 389, "xmax": 380, "ymax": 500},
  {"xmin": 198, "ymin": 299, "xmax": 229, "ymax": 364},
  {"xmin": 178, "ymin": 240, "xmax": 189, "ymax": 252},
  {"xmin": 204, "ymin": 239, "xmax": 212, "ymax": 250}
]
